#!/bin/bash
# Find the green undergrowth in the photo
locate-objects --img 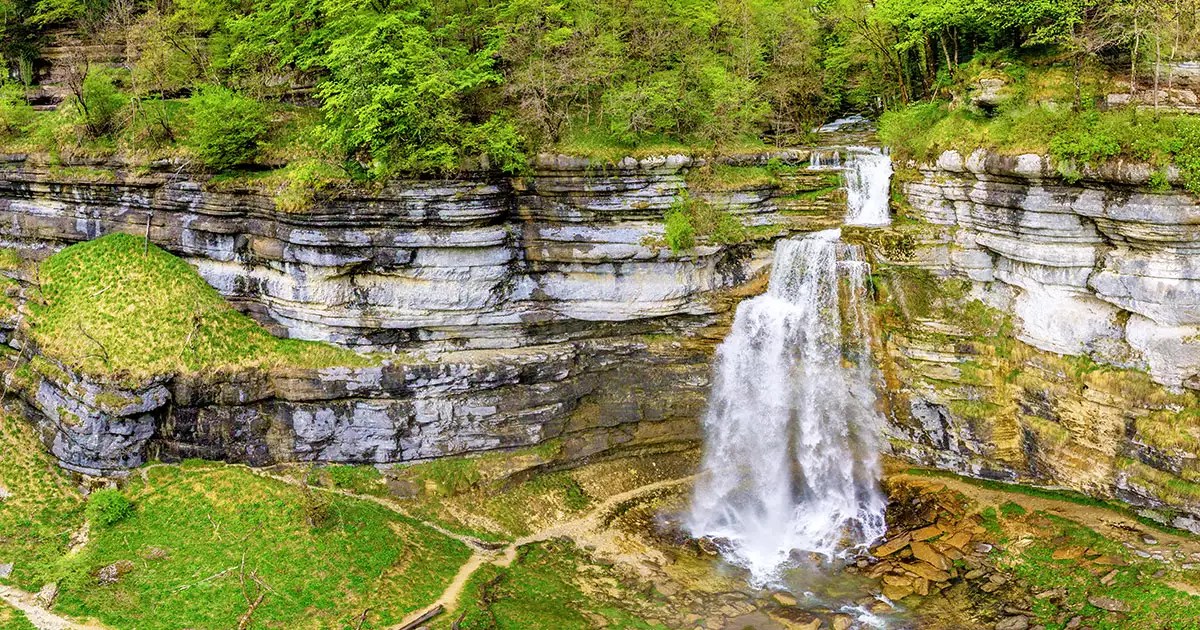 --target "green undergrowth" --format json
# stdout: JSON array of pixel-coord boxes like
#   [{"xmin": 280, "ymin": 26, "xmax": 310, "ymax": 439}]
[
  {"xmin": 0, "ymin": 601, "xmax": 35, "ymax": 630},
  {"xmin": 53, "ymin": 464, "xmax": 470, "ymax": 630},
  {"xmin": 879, "ymin": 59, "xmax": 1200, "ymax": 193},
  {"xmin": 905, "ymin": 468, "xmax": 1198, "ymax": 538},
  {"xmin": 444, "ymin": 539, "xmax": 669, "ymax": 630},
  {"xmin": 1001, "ymin": 513, "xmax": 1200, "ymax": 629},
  {"xmin": 28, "ymin": 233, "xmax": 374, "ymax": 385},
  {"xmin": 660, "ymin": 191, "xmax": 747, "ymax": 253},
  {"xmin": 0, "ymin": 414, "xmax": 85, "ymax": 592}
]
